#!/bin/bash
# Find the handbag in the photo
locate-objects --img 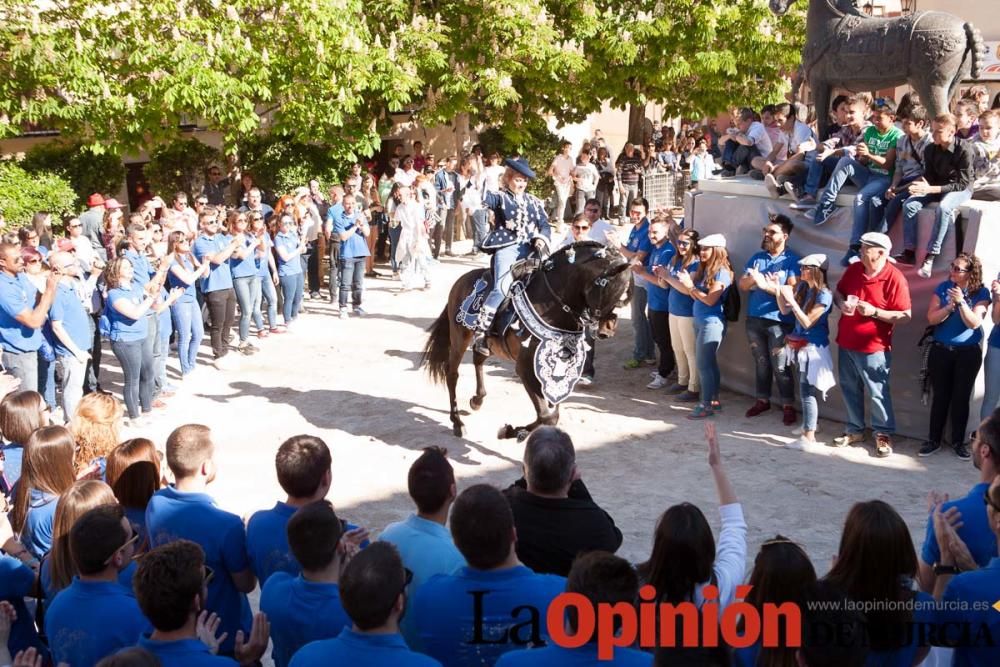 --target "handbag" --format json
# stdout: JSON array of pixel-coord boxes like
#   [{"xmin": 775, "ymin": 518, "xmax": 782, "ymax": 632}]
[{"xmin": 785, "ymin": 333, "xmax": 808, "ymax": 351}]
